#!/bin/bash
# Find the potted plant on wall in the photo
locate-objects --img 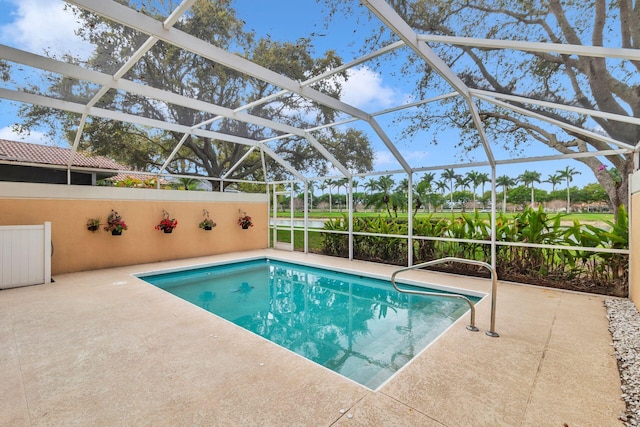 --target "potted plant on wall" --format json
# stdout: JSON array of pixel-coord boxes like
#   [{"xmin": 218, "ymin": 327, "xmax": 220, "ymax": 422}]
[
  {"xmin": 156, "ymin": 210, "xmax": 178, "ymax": 233},
  {"xmin": 198, "ymin": 209, "xmax": 216, "ymax": 230},
  {"xmin": 104, "ymin": 210, "xmax": 128, "ymax": 235},
  {"xmin": 86, "ymin": 217, "xmax": 100, "ymax": 232},
  {"xmin": 238, "ymin": 209, "xmax": 253, "ymax": 229}
]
